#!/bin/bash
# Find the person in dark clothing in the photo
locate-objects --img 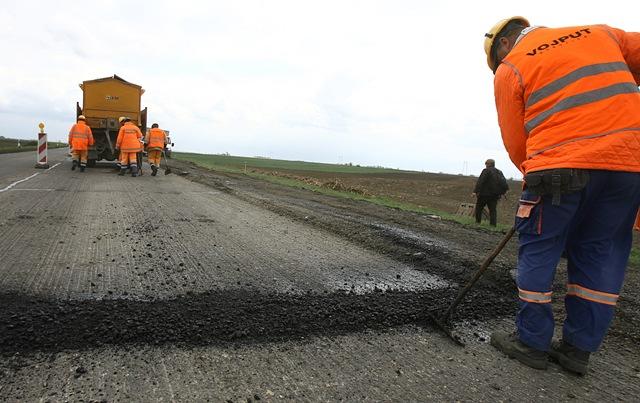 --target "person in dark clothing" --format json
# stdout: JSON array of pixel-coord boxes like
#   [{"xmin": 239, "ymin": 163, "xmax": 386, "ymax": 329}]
[{"xmin": 473, "ymin": 159, "xmax": 508, "ymax": 226}]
